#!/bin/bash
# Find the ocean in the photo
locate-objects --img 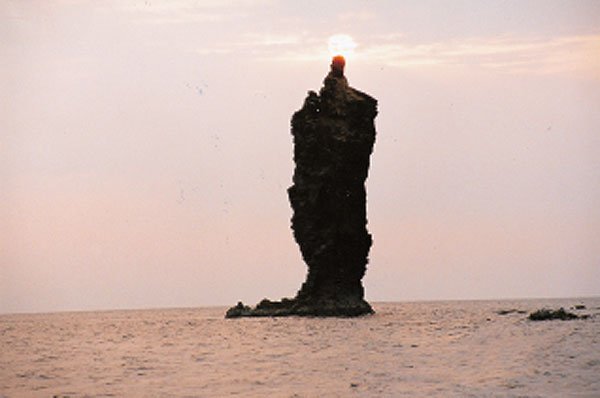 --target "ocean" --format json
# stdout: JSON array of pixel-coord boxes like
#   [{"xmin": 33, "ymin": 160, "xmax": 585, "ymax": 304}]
[{"xmin": 1, "ymin": 298, "xmax": 599, "ymax": 397}]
